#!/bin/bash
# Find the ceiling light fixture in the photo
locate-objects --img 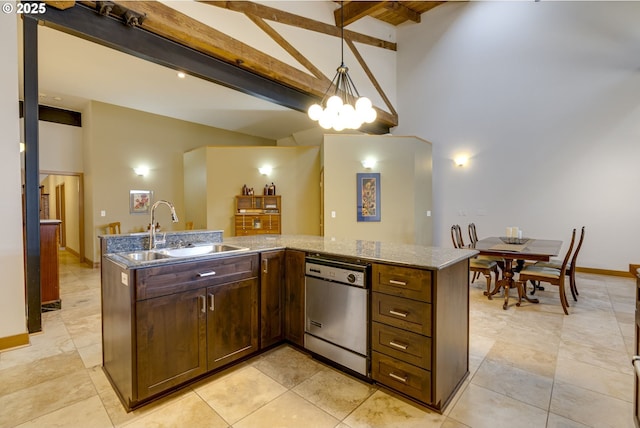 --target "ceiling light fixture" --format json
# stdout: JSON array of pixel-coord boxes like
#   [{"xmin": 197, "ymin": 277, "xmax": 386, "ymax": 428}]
[
  {"xmin": 307, "ymin": 1, "xmax": 376, "ymax": 131},
  {"xmin": 177, "ymin": 71, "xmax": 186, "ymax": 79},
  {"xmin": 454, "ymin": 155, "xmax": 468, "ymax": 167},
  {"xmin": 134, "ymin": 166, "xmax": 149, "ymax": 176},
  {"xmin": 361, "ymin": 158, "xmax": 376, "ymax": 169},
  {"xmin": 258, "ymin": 165, "xmax": 272, "ymax": 175}
]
